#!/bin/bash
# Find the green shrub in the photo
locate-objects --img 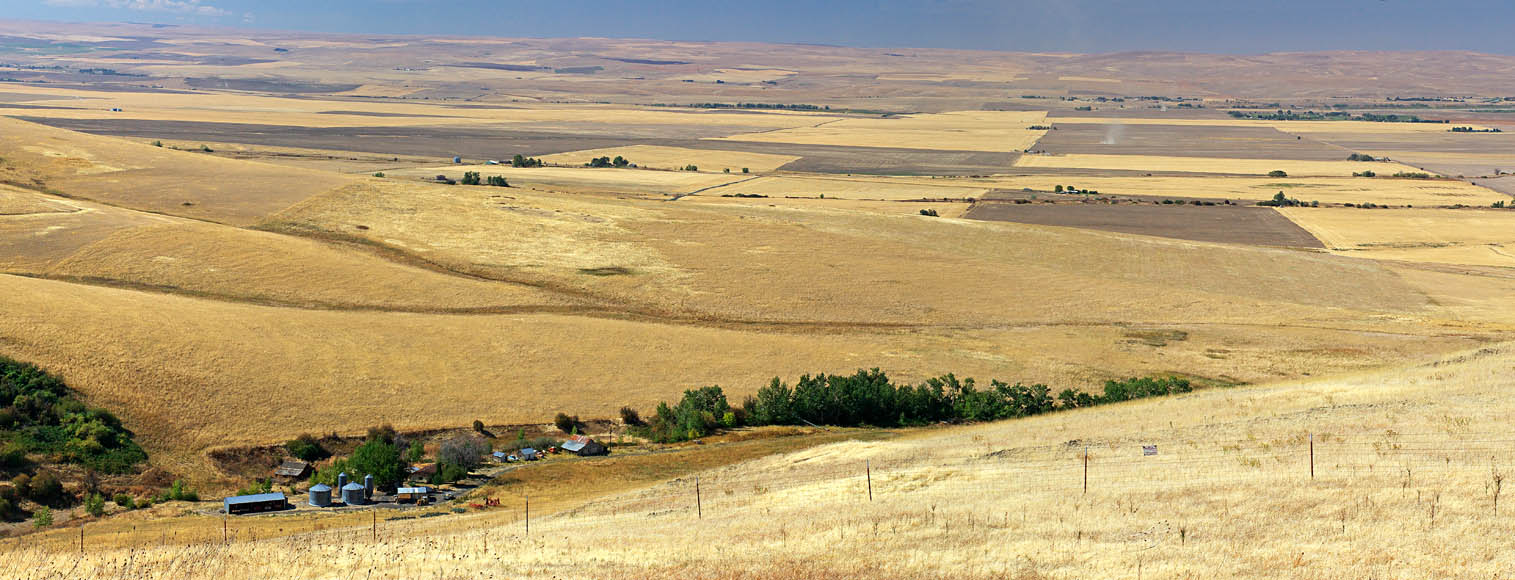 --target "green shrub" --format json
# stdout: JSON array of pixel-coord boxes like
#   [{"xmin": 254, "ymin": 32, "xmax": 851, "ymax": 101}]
[
  {"xmin": 407, "ymin": 439, "xmax": 425, "ymax": 463},
  {"xmin": 236, "ymin": 478, "xmax": 272, "ymax": 497},
  {"xmin": 113, "ymin": 493, "xmax": 134, "ymax": 509},
  {"xmin": 1267, "ymin": 170, "xmax": 1288, "ymax": 177},
  {"xmin": 28, "ymin": 471, "xmax": 65, "ymax": 507},
  {"xmin": 373, "ymin": 172, "xmax": 385, "ymax": 178},
  {"xmin": 284, "ymin": 434, "xmax": 329, "ymax": 462},
  {"xmin": 619, "ymin": 406, "xmax": 644, "ymax": 426},
  {"xmin": 554, "ymin": 413, "xmax": 582, "ymax": 434},
  {"xmin": 32, "ymin": 506, "xmax": 51, "ymax": 528},
  {"xmin": 85, "ymin": 492, "xmax": 105, "ymax": 517}
]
